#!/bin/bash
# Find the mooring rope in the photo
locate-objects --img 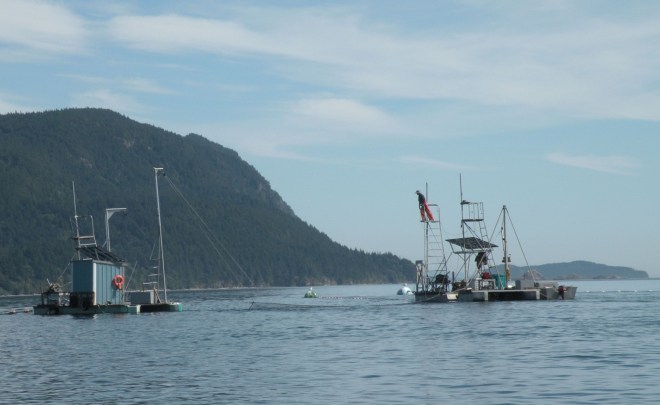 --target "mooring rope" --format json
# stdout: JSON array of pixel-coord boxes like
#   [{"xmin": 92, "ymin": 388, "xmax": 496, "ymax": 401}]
[{"xmin": 163, "ymin": 175, "xmax": 255, "ymax": 286}]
